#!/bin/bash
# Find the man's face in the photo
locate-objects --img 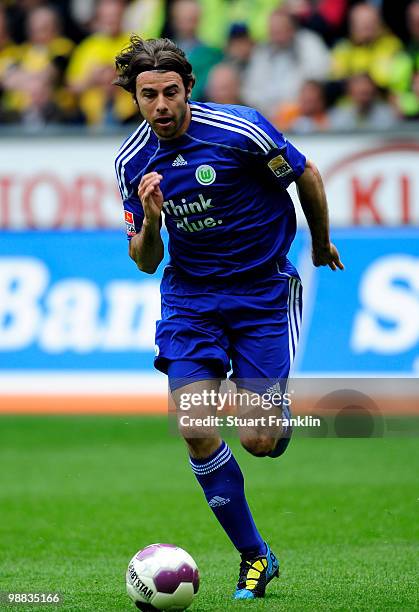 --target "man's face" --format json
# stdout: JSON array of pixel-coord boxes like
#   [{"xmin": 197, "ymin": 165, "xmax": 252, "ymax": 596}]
[
  {"xmin": 28, "ymin": 8, "xmax": 58, "ymax": 45},
  {"xmin": 207, "ymin": 65, "xmax": 240, "ymax": 105},
  {"xmin": 269, "ymin": 13, "xmax": 295, "ymax": 48},
  {"xmin": 299, "ymin": 83, "xmax": 324, "ymax": 116},
  {"xmin": 171, "ymin": 0, "xmax": 201, "ymax": 39},
  {"xmin": 350, "ymin": 5, "xmax": 380, "ymax": 45},
  {"xmin": 349, "ymin": 75, "xmax": 375, "ymax": 108},
  {"xmin": 96, "ymin": 0, "xmax": 124, "ymax": 37},
  {"xmin": 408, "ymin": 2, "xmax": 419, "ymax": 40},
  {"xmin": 135, "ymin": 71, "xmax": 191, "ymax": 139}
]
